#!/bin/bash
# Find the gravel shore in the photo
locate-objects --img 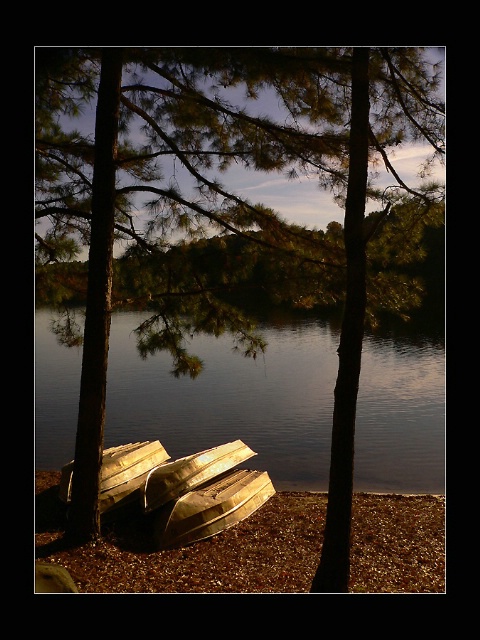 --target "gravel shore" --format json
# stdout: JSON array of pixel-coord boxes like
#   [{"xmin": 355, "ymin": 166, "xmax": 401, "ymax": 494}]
[{"xmin": 35, "ymin": 471, "xmax": 445, "ymax": 594}]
